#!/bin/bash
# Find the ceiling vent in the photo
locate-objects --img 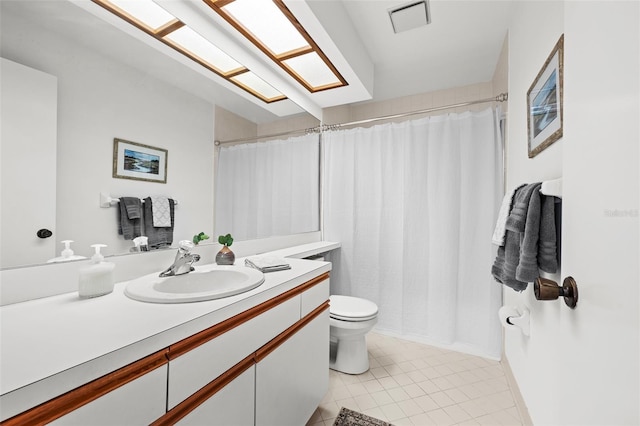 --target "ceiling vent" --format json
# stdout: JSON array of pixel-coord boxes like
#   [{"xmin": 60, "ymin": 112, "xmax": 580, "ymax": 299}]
[{"xmin": 388, "ymin": 0, "xmax": 431, "ymax": 34}]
